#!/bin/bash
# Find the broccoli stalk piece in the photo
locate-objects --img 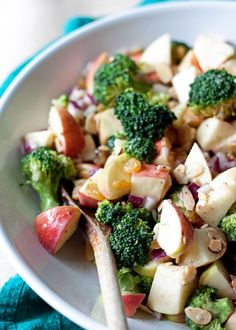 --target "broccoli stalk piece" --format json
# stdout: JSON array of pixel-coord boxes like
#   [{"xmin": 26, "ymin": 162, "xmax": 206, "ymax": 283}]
[
  {"xmin": 114, "ymin": 89, "xmax": 176, "ymax": 162},
  {"xmin": 95, "ymin": 200, "xmax": 153, "ymax": 268},
  {"xmin": 188, "ymin": 69, "xmax": 236, "ymax": 119},
  {"xmin": 93, "ymin": 54, "xmax": 149, "ymax": 107},
  {"xmin": 21, "ymin": 147, "xmax": 77, "ymax": 211},
  {"xmin": 118, "ymin": 267, "xmax": 152, "ymax": 296},
  {"xmin": 185, "ymin": 286, "xmax": 234, "ymax": 330}
]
